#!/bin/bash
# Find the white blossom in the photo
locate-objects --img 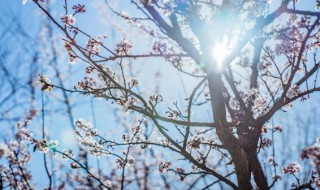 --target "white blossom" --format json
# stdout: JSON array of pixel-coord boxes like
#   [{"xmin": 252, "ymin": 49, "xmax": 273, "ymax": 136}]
[
  {"xmin": 282, "ymin": 162, "xmax": 301, "ymax": 174},
  {"xmin": 116, "ymin": 39, "xmax": 132, "ymax": 55},
  {"xmin": 60, "ymin": 14, "xmax": 76, "ymax": 25}
]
